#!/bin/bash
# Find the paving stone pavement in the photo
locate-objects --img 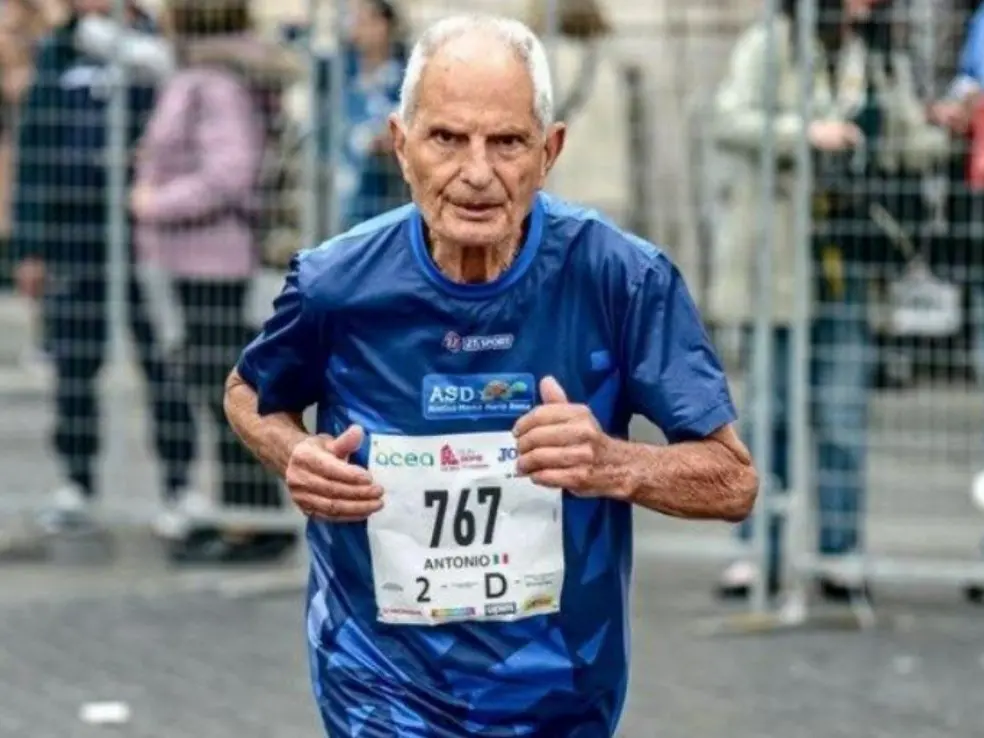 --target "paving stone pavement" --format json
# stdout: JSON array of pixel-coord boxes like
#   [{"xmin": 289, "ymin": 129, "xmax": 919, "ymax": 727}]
[
  {"xmin": 2, "ymin": 548, "xmax": 984, "ymax": 738},
  {"xmin": 1, "ymin": 310, "xmax": 983, "ymax": 738}
]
